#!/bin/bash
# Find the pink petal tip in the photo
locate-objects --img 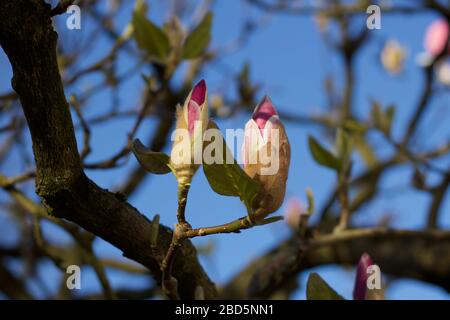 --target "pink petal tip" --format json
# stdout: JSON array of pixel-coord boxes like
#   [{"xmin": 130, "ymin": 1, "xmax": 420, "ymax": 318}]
[
  {"xmin": 252, "ymin": 95, "xmax": 278, "ymax": 132},
  {"xmin": 353, "ymin": 253, "xmax": 374, "ymax": 300},
  {"xmin": 191, "ymin": 79, "xmax": 207, "ymax": 105}
]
